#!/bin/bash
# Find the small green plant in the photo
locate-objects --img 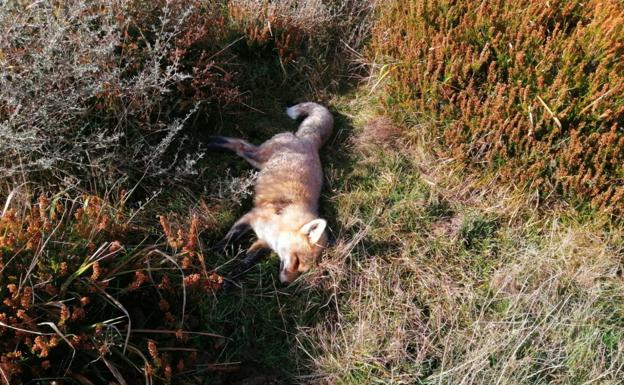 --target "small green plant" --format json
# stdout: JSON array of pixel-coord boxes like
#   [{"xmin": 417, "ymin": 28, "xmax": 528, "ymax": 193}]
[{"xmin": 459, "ymin": 214, "xmax": 497, "ymax": 249}]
